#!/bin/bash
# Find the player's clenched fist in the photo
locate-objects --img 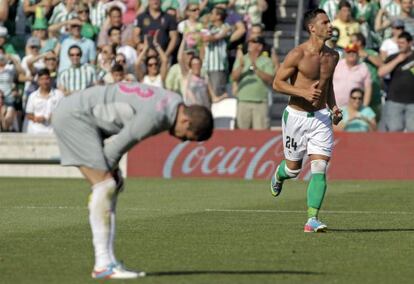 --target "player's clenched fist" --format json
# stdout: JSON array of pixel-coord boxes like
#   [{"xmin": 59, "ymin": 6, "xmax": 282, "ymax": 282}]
[
  {"xmin": 331, "ymin": 106, "xmax": 343, "ymax": 125},
  {"xmin": 302, "ymin": 81, "xmax": 322, "ymax": 104}
]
